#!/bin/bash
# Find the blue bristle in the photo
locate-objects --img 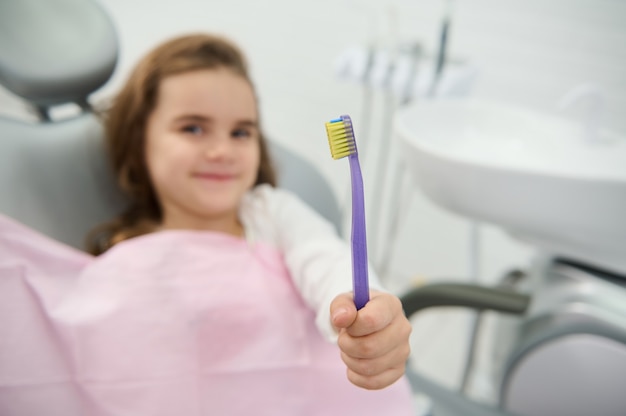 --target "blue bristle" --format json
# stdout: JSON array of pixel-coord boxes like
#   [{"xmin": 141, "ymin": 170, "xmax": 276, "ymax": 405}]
[{"xmin": 329, "ymin": 118, "xmax": 342, "ymax": 123}]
